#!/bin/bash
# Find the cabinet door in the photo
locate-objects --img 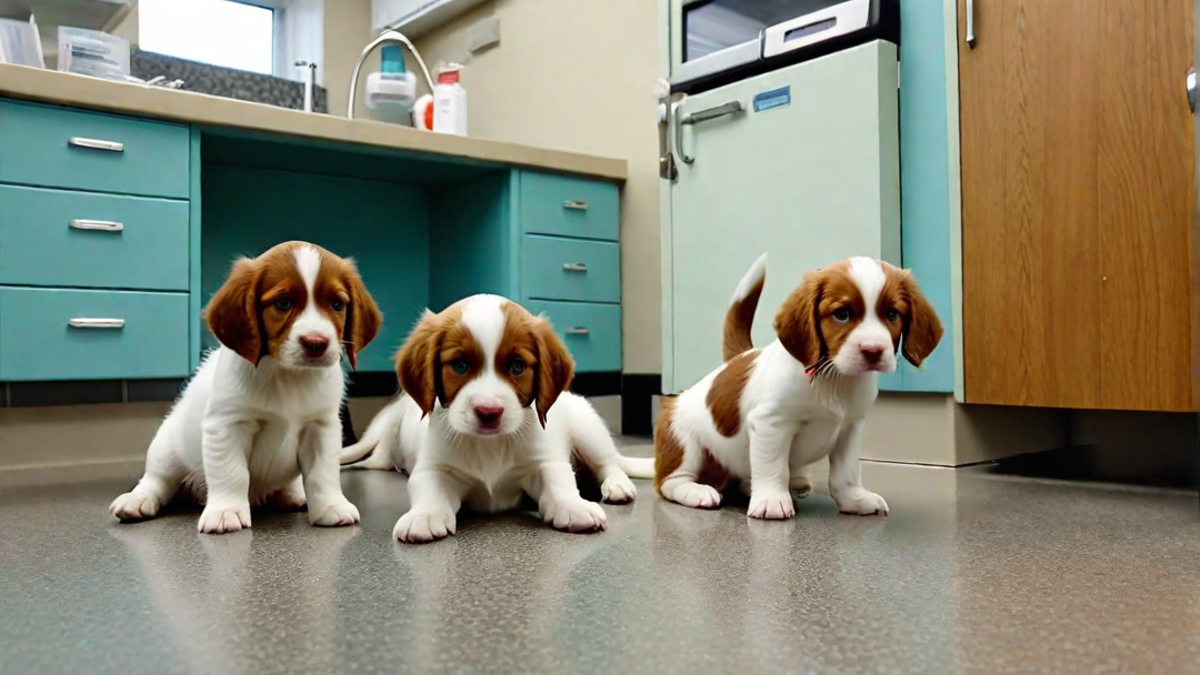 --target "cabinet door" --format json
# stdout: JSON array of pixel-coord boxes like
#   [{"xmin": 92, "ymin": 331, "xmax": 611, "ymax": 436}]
[
  {"xmin": 959, "ymin": 0, "xmax": 1195, "ymax": 410},
  {"xmin": 663, "ymin": 41, "xmax": 900, "ymax": 393}
]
